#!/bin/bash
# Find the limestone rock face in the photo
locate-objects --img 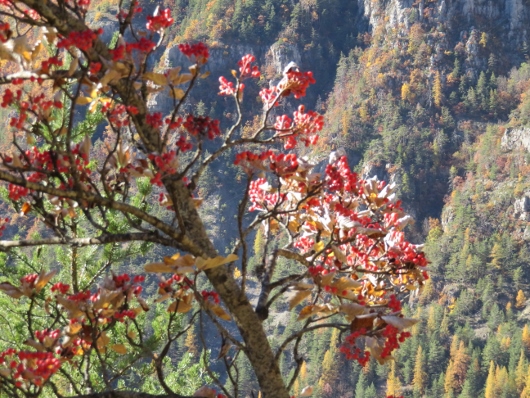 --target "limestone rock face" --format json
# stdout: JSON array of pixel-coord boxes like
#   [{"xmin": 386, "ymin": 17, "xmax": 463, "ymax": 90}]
[
  {"xmin": 514, "ymin": 193, "xmax": 530, "ymax": 221},
  {"xmin": 501, "ymin": 127, "xmax": 530, "ymax": 152},
  {"xmin": 358, "ymin": 0, "xmax": 530, "ymax": 43}
]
